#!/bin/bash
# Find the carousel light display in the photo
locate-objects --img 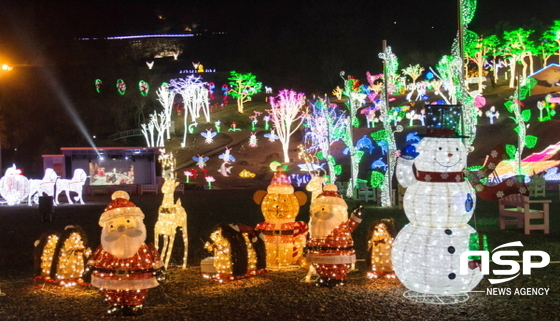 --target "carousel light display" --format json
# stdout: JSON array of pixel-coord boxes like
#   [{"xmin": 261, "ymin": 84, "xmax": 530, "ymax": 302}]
[
  {"xmin": 392, "ymin": 105, "xmax": 482, "ymax": 303},
  {"xmin": 254, "ymin": 169, "xmax": 308, "ymax": 268},
  {"xmin": 202, "ymin": 224, "xmax": 267, "ymax": 282}
]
